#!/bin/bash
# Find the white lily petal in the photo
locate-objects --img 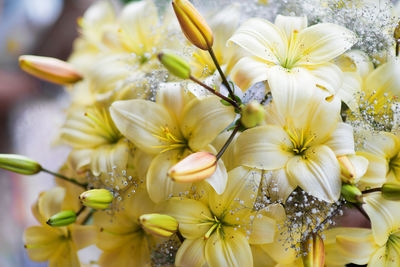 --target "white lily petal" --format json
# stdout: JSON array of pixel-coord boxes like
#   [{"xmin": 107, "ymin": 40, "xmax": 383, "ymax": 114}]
[
  {"xmin": 146, "ymin": 150, "xmax": 192, "ymax": 203},
  {"xmin": 365, "ymin": 58, "xmax": 400, "ymax": 97},
  {"xmin": 262, "ymin": 169, "xmax": 295, "ymax": 202},
  {"xmin": 267, "ymin": 66, "xmax": 314, "ymax": 118},
  {"xmin": 90, "ymin": 139, "xmax": 129, "ymax": 176},
  {"xmin": 157, "ymin": 82, "xmax": 186, "ymax": 119},
  {"xmin": 337, "ymin": 71, "xmax": 362, "ymax": 111},
  {"xmin": 336, "ymin": 50, "xmax": 373, "ymax": 78},
  {"xmin": 325, "ymin": 122, "xmax": 355, "ymax": 156},
  {"xmin": 274, "ymin": 15, "xmax": 307, "ymax": 38},
  {"xmin": 360, "ymin": 130, "xmax": 400, "ymax": 159},
  {"xmin": 363, "ymin": 193, "xmax": 400, "ymax": 246},
  {"xmin": 205, "ymin": 157, "xmax": 228, "ymax": 195},
  {"xmin": 249, "ymin": 210, "xmax": 276, "ymax": 244},
  {"xmin": 357, "ymin": 151, "xmax": 387, "ymax": 190},
  {"xmin": 175, "ymin": 239, "xmax": 207, "ymax": 267},
  {"xmin": 205, "ymin": 227, "xmax": 253, "ymax": 267},
  {"xmin": 346, "ymin": 154, "xmax": 369, "ymax": 184},
  {"xmin": 307, "ymin": 62, "xmax": 343, "ymax": 95},
  {"xmin": 295, "ymin": 23, "xmax": 357, "ymax": 66},
  {"xmin": 235, "ymin": 125, "xmax": 292, "ymax": 170},
  {"xmin": 287, "ymin": 145, "xmax": 341, "ymax": 202},
  {"xmin": 180, "ymin": 96, "xmax": 236, "ymax": 151},
  {"xmin": 228, "ymin": 18, "xmax": 287, "ymax": 64},
  {"xmin": 230, "ymin": 56, "xmax": 270, "ymax": 92},
  {"xmin": 368, "ymin": 246, "xmax": 393, "ymax": 267},
  {"xmin": 110, "ymin": 99, "xmax": 180, "ymax": 155}
]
